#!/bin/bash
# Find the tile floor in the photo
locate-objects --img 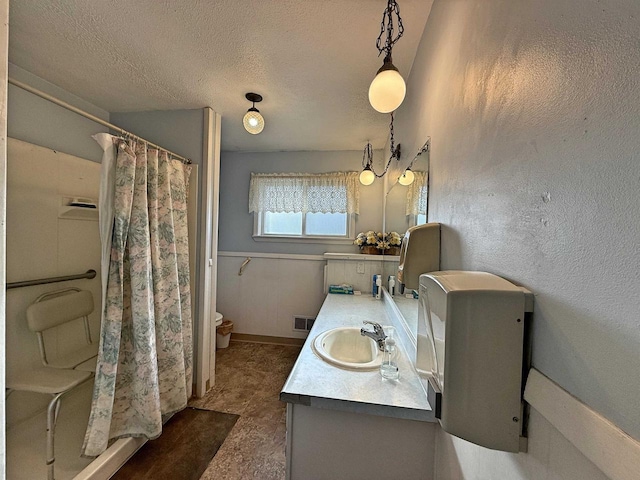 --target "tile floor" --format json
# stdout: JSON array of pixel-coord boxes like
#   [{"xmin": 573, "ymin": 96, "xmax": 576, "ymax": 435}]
[{"xmin": 189, "ymin": 341, "xmax": 301, "ymax": 480}]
